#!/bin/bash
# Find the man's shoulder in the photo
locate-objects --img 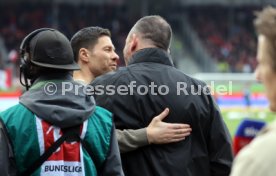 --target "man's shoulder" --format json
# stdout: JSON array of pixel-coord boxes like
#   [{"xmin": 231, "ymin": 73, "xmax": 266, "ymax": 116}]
[
  {"xmin": 0, "ymin": 103, "xmax": 28, "ymax": 117},
  {"xmin": 231, "ymin": 124, "xmax": 276, "ymax": 176},
  {"xmin": 0, "ymin": 103, "xmax": 33, "ymax": 126}
]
